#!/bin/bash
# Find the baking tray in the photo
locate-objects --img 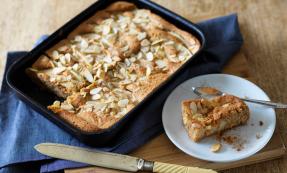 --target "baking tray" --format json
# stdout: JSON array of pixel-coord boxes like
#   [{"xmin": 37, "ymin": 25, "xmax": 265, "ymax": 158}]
[{"xmin": 6, "ymin": 0, "xmax": 205, "ymax": 146}]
